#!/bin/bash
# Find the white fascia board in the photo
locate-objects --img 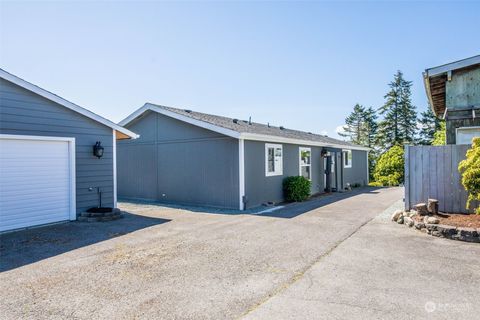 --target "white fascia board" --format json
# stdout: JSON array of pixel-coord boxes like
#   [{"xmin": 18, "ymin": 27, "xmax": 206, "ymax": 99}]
[
  {"xmin": 425, "ymin": 55, "xmax": 480, "ymax": 77},
  {"xmin": 0, "ymin": 69, "xmax": 139, "ymax": 139},
  {"xmin": 119, "ymin": 103, "xmax": 242, "ymax": 139},
  {"xmin": 239, "ymin": 133, "xmax": 371, "ymax": 151},
  {"xmin": 423, "ymin": 71, "xmax": 438, "ymax": 116}
]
